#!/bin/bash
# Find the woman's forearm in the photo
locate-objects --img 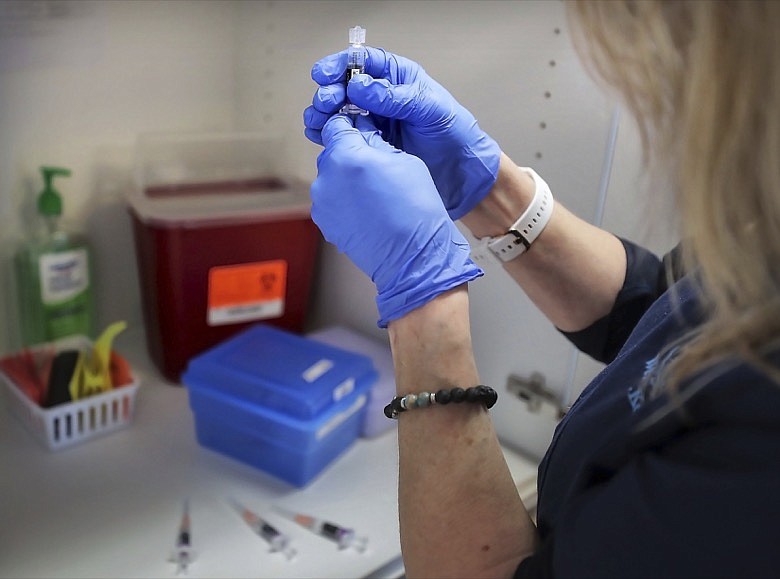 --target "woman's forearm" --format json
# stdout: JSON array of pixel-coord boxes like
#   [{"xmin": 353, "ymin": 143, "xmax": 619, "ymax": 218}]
[
  {"xmin": 388, "ymin": 286, "xmax": 536, "ymax": 577},
  {"xmin": 461, "ymin": 153, "xmax": 627, "ymax": 333}
]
